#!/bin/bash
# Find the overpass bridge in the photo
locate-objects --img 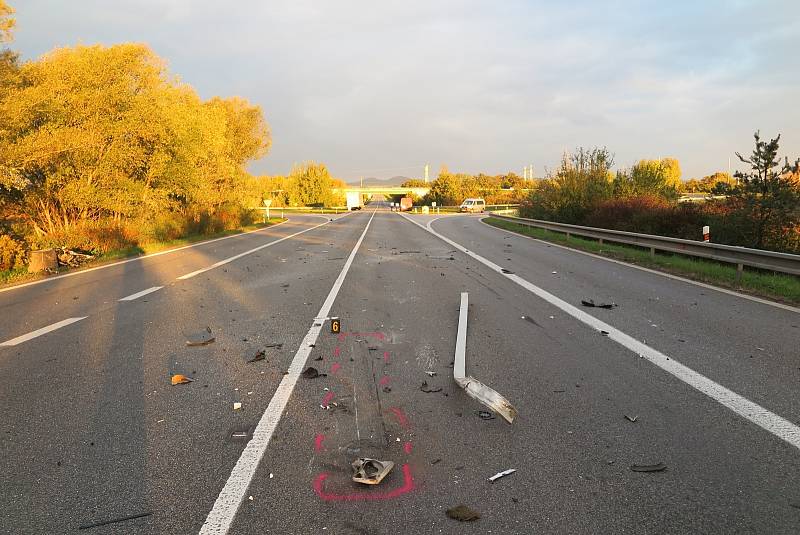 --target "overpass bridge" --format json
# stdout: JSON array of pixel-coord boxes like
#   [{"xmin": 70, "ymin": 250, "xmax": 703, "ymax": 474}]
[{"xmin": 334, "ymin": 186, "xmax": 431, "ymax": 199}]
